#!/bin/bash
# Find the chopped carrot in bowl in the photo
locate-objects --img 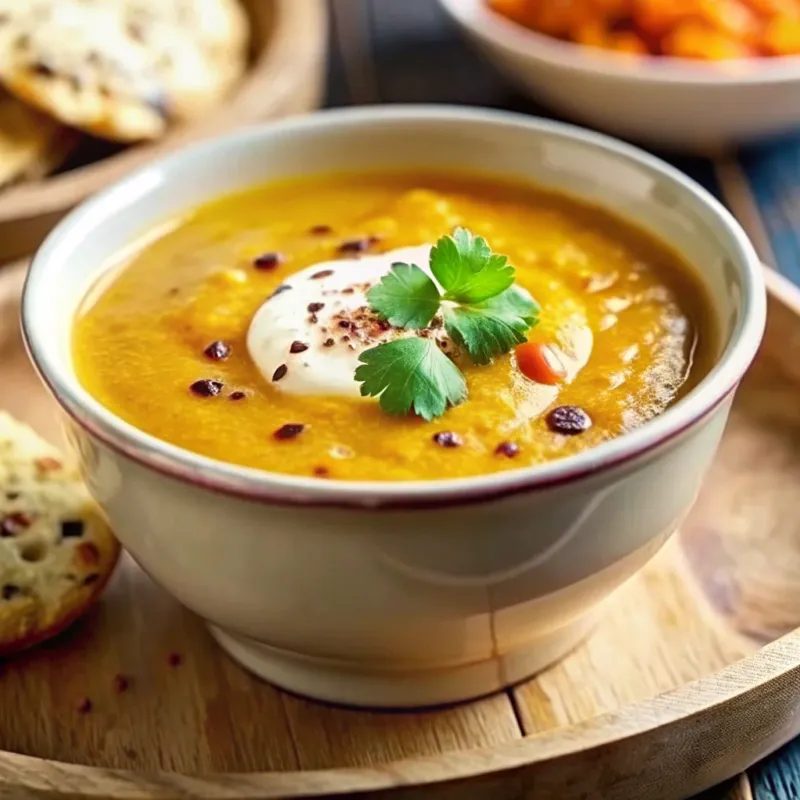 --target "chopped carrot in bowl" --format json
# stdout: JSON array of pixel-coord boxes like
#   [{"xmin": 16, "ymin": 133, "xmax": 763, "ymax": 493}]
[{"xmin": 488, "ymin": 0, "xmax": 800, "ymax": 59}]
